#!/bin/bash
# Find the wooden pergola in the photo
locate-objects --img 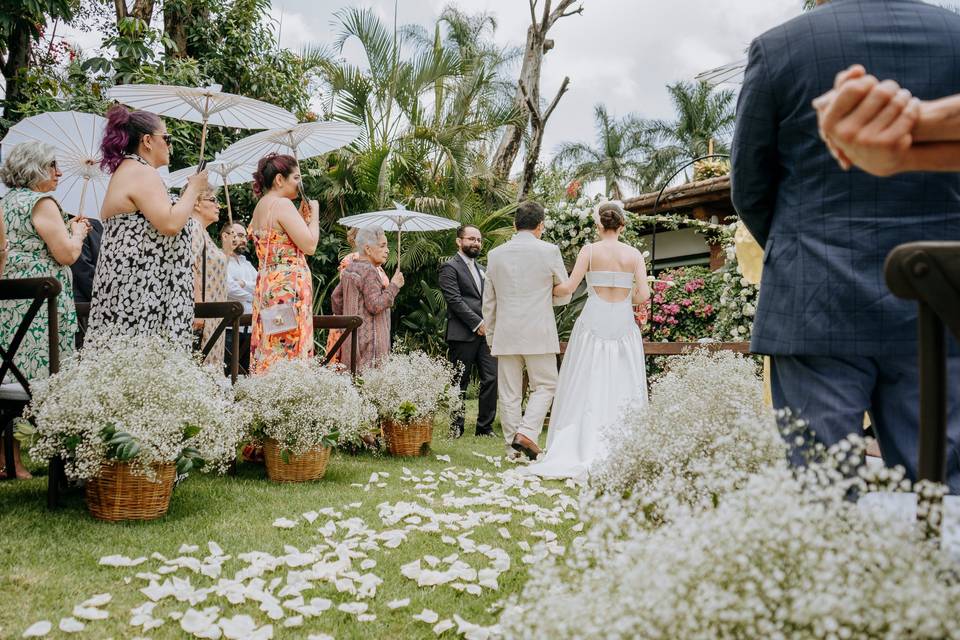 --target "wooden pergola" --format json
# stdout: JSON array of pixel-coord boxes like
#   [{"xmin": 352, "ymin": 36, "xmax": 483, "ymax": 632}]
[{"xmin": 623, "ymin": 174, "xmax": 737, "ymax": 270}]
